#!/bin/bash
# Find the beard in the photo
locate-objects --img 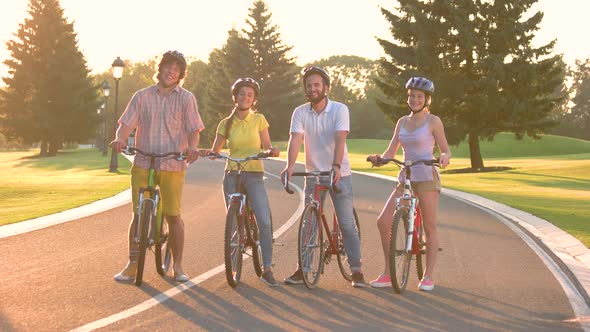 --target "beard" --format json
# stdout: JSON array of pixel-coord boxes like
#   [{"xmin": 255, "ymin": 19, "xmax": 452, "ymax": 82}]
[{"xmin": 306, "ymin": 88, "xmax": 327, "ymax": 104}]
